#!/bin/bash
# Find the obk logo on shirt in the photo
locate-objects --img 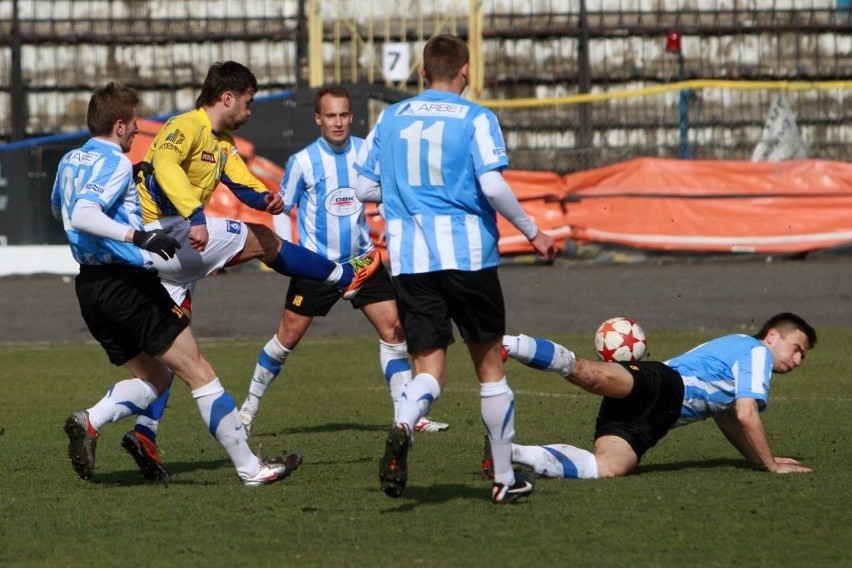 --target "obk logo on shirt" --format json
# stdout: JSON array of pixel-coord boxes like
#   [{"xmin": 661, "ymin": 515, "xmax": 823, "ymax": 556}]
[{"xmin": 324, "ymin": 187, "xmax": 362, "ymax": 217}]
